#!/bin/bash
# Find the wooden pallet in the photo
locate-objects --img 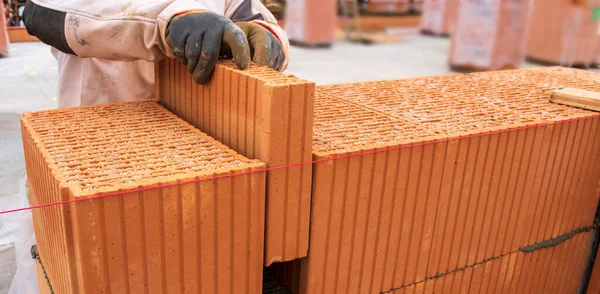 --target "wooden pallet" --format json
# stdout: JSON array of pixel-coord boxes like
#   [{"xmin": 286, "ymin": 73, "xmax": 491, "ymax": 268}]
[{"xmin": 7, "ymin": 27, "xmax": 38, "ymax": 42}]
